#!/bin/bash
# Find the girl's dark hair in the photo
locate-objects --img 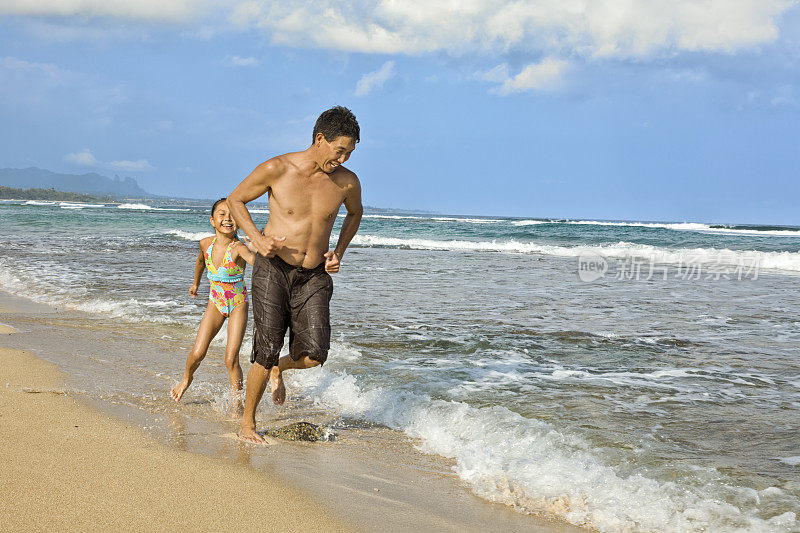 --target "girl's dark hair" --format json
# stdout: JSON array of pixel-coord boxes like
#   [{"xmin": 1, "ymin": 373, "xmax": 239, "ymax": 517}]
[
  {"xmin": 211, "ymin": 197, "xmax": 227, "ymax": 215},
  {"xmin": 312, "ymin": 106, "xmax": 360, "ymax": 144}
]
